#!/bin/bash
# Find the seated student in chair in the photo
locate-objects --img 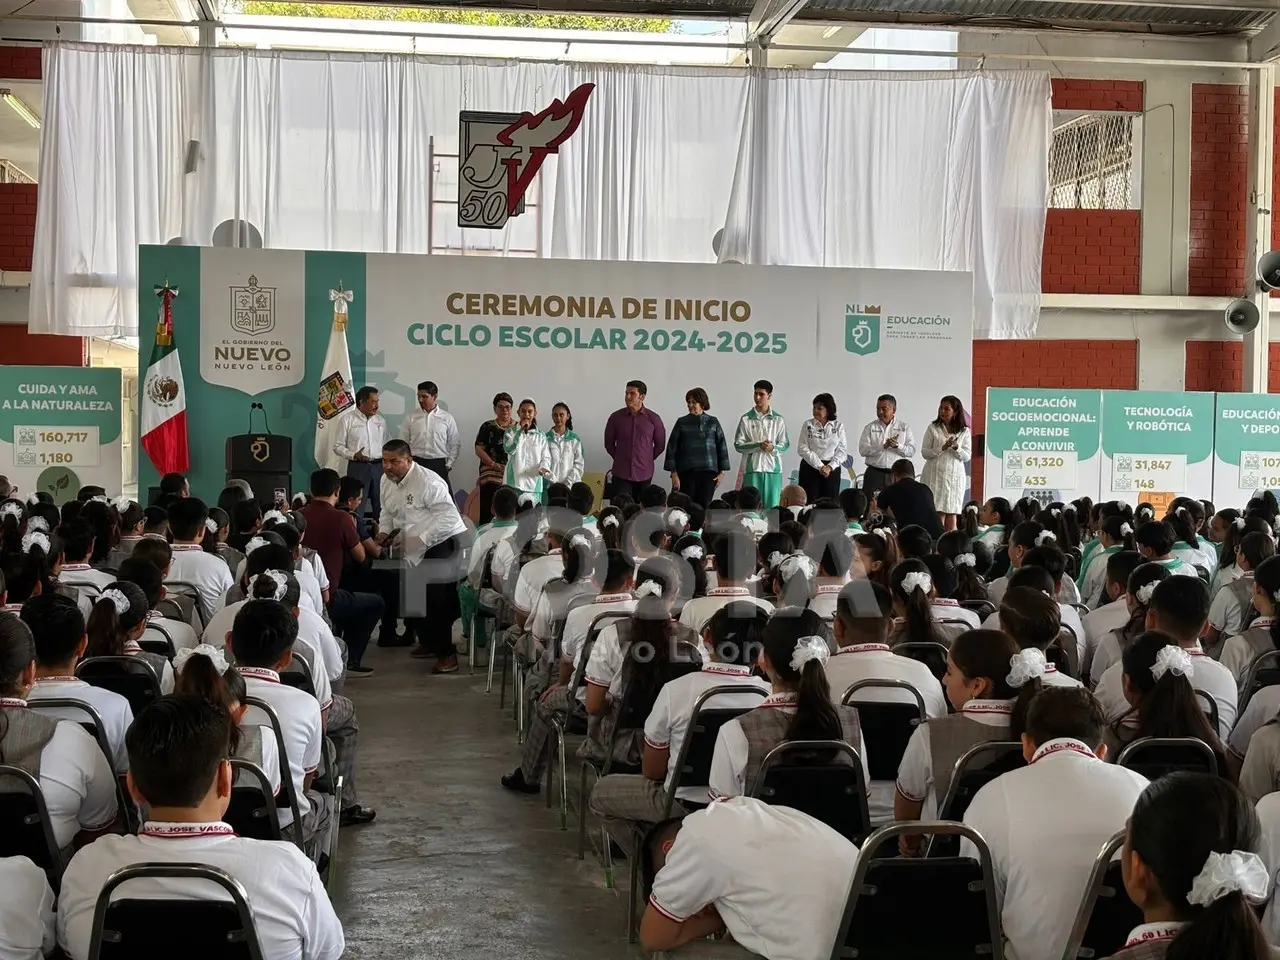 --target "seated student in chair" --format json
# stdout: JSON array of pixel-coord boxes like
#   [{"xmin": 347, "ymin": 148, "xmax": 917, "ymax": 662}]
[
  {"xmin": 803, "ymin": 535, "xmax": 854, "ymax": 621},
  {"xmin": 1134, "ymin": 521, "xmax": 1201, "ymax": 580},
  {"xmin": 1107, "ymin": 773, "xmax": 1271, "ymax": 960},
  {"xmin": 640, "ymin": 795, "xmax": 858, "ymax": 960},
  {"xmin": 55, "ymin": 694, "xmax": 344, "ymax": 960},
  {"xmin": 678, "ymin": 530, "xmax": 774, "ymax": 633},
  {"xmin": 1081, "ymin": 550, "xmax": 1145, "ymax": 682},
  {"xmin": 164, "ymin": 497, "xmax": 235, "ymax": 620},
  {"xmin": 1000, "ymin": 586, "xmax": 1081, "ymax": 688},
  {"xmin": 53, "ymin": 519, "xmax": 115, "ymax": 596},
  {"xmin": 21, "ymin": 593, "xmax": 134, "ymax": 775},
  {"xmin": 84, "ymin": 581, "xmax": 175, "ymax": 695},
  {"xmin": 0, "ymin": 853, "xmax": 55, "ymax": 960},
  {"xmin": 1219, "ymin": 552, "xmax": 1280, "ymax": 683},
  {"xmin": 590, "ymin": 602, "xmax": 771, "ymax": 830},
  {"xmin": 1206, "ymin": 532, "xmax": 1274, "ymax": 661},
  {"xmin": 894, "ymin": 629, "xmax": 1023, "ymax": 852},
  {"xmin": 708, "ymin": 607, "xmax": 869, "ymax": 800},
  {"xmin": 116, "ymin": 556, "xmax": 198, "ymax": 655},
  {"xmin": 0, "ymin": 612, "xmax": 118, "ymax": 856},
  {"xmin": 1090, "ymin": 563, "xmax": 1171, "ymax": 687},
  {"xmin": 1094, "ymin": 578, "xmax": 1236, "ymax": 740},
  {"xmin": 961, "ymin": 687, "xmax": 1150, "ymax": 960},
  {"xmin": 524, "ymin": 527, "xmax": 599, "ymax": 702},
  {"xmin": 985, "ymin": 520, "xmax": 1053, "ymax": 607},
  {"xmin": 825, "ymin": 579, "xmax": 946, "ymax": 824}
]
